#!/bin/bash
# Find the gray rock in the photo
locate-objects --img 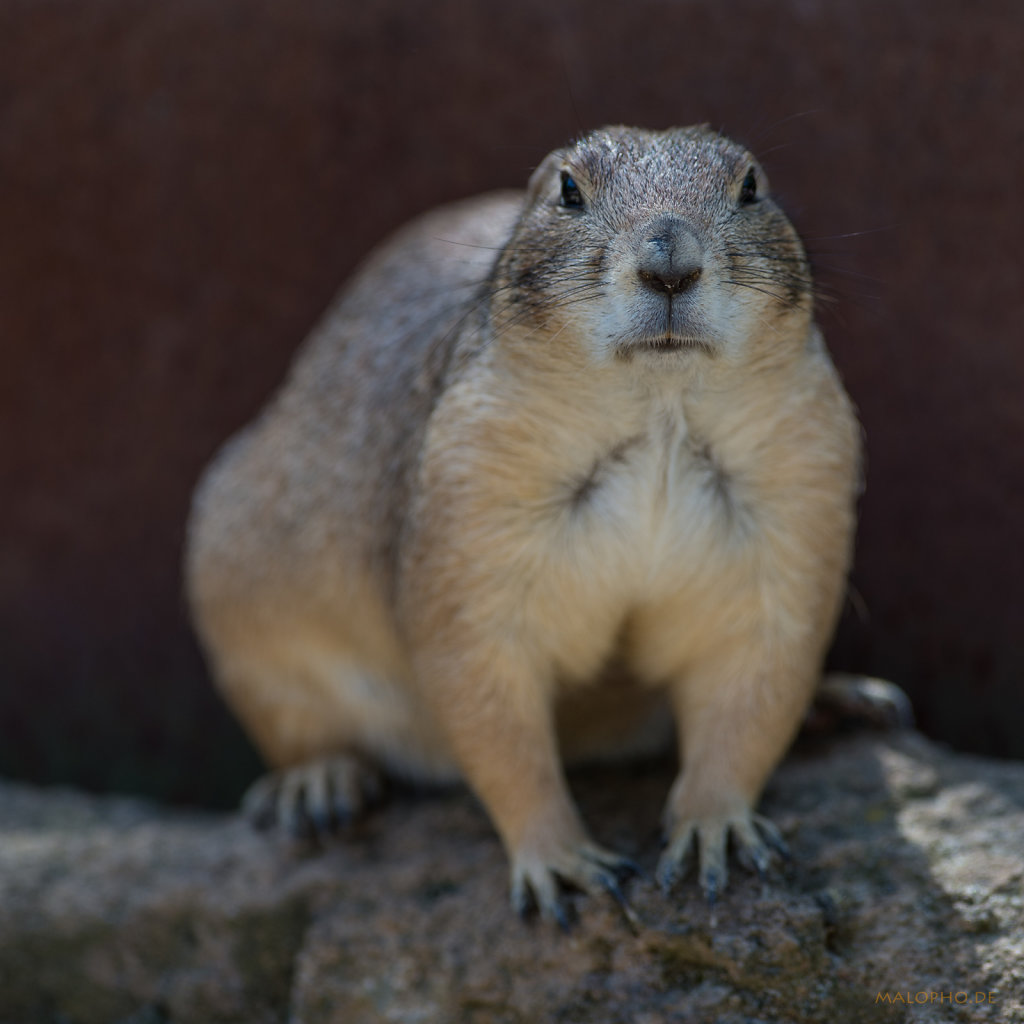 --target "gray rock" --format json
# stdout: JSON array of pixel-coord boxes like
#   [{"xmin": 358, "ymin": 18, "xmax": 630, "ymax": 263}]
[{"xmin": 2, "ymin": 734, "xmax": 1022, "ymax": 1023}]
